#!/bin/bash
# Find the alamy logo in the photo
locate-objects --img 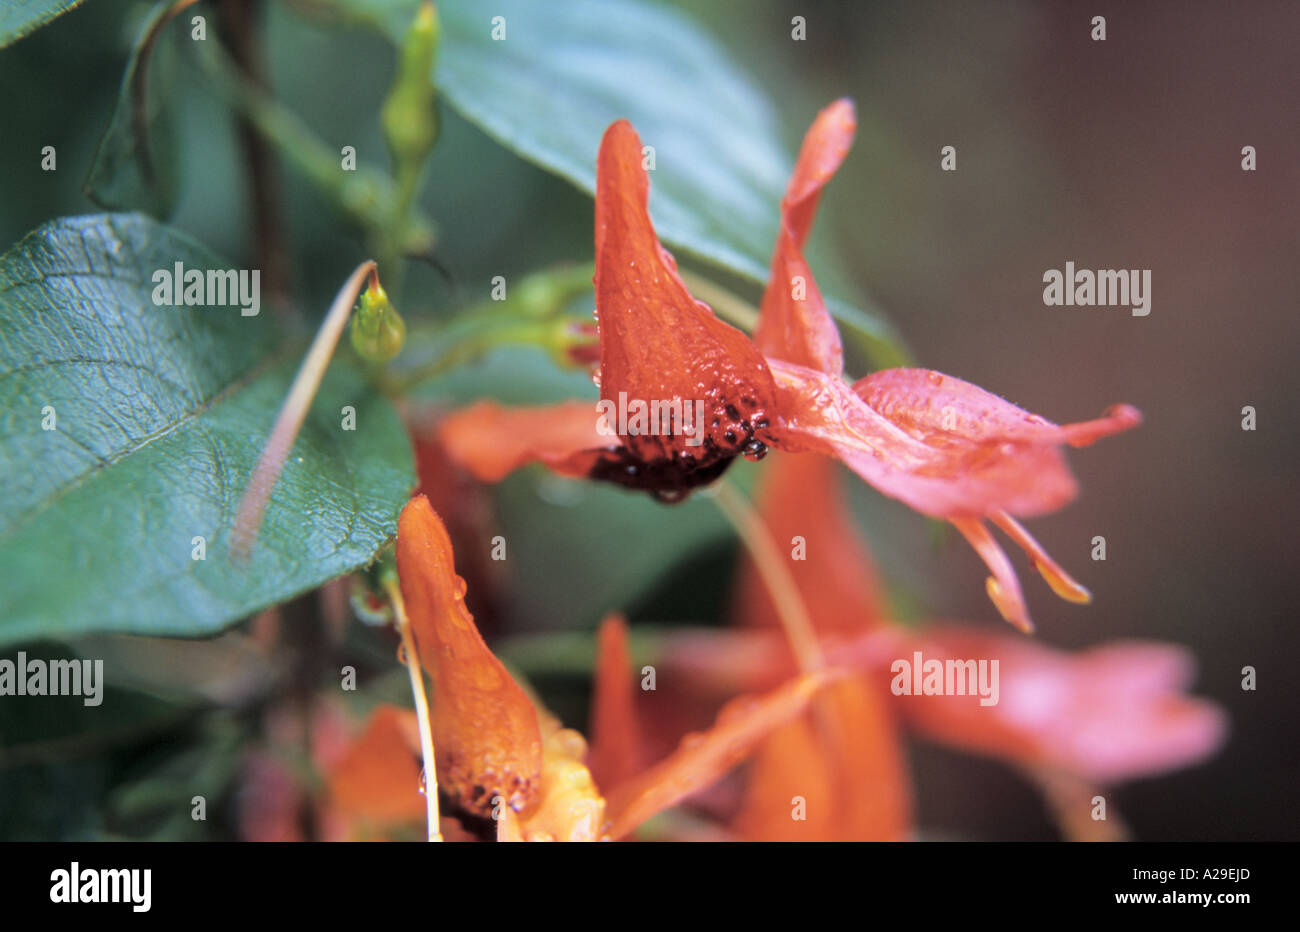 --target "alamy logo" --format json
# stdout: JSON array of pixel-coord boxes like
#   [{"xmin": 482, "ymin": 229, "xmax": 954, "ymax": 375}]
[
  {"xmin": 0, "ymin": 652, "xmax": 103, "ymax": 706},
  {"xmin": 50, "ymin": 863, "xmax": 151, "ymax": 912},
  {"xmin": 890, "ymin": 650, "xmax": 999, "ymax": 707},
  {"xmin": 152, "ymin": 261, "xmax": 261, "ymax": 316},
  {"xmin": 595, "ymin": 392, "xmax": 707, "ymax": 447},
  {"xmin": 1043, "ymin": 261, "xmax": 1151, "ymax": 316}
]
